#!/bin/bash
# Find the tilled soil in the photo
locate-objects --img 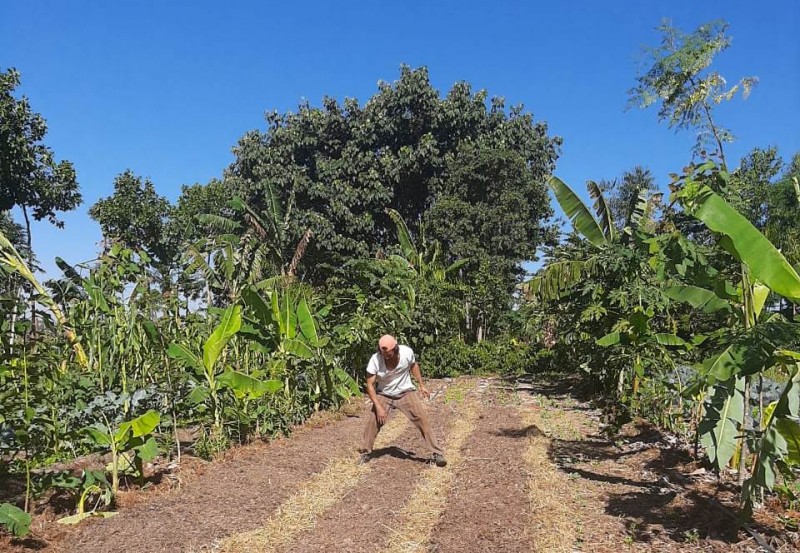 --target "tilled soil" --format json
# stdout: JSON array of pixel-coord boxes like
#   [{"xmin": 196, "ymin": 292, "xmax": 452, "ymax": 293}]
[
  {"xmin": 287, "ymin": 399, "xmax": 451, "ymax": 553},
  {"xmin": 57, "ymin": 411, "xmax": 367, "ymax": 552},
  {"xmin": 429, "ymin": 404, "xmax": 533, "ymax": 553},
  {"xmin": 2, "ymin": 376, "xmax": 798, "ymax": 553}
]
